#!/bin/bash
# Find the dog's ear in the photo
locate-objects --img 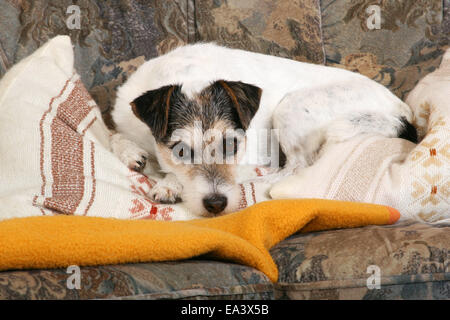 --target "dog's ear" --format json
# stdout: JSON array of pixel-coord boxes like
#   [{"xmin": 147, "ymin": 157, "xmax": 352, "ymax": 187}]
[
  {"xmin": 130, "ymin": 85, "xmax": 180, "ymax": 141},
  {"xmin": 217, "ymin": 80, "xmax": 262, "ymax": 129}
]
